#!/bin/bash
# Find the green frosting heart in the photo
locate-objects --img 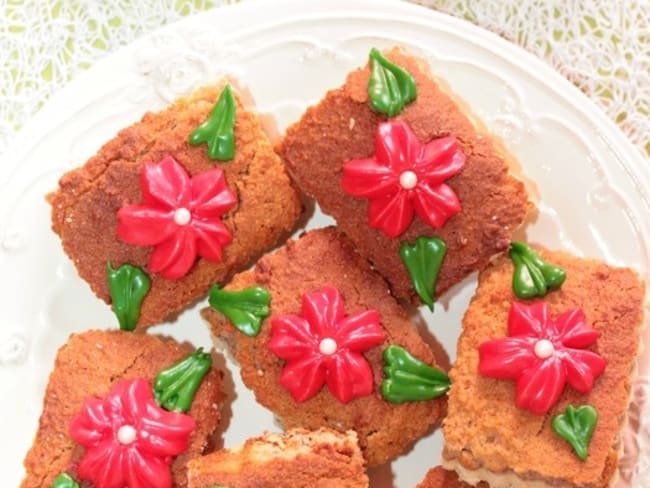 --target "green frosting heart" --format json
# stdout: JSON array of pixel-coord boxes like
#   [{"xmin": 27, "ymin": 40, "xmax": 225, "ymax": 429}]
[
  {"xmin": 189, "ymin": 84, "xmax": 236, "ymax": 161},
  {"xmin": 509, "ymin": 242, "xmax": 566, "ymax": 299},
  {"xmin": 381, "ymin": 345, "xmax": 449, "ymax": 404},
  {"xmin": 552, "ymin": 404, "xmax": 598, "ymax": 461},
  {"xmin": 367, "ymin": 48, "xmax": 417, "ymax": 117},
  {"xmin": 208, "ymin": 285, "xmax": 271, "ymax": 337},
  {"xmin": 154, "ymin": 348, "xmax": 213, "ymax": 412},
  {"xmin": 399, "ymin": 236, "xmax": 446, "ymax": 311},
  {"xmin": 52, "ymin": 473, "xmax": 80, "ymax": 488},
  {"xmin": 106, "ymin": 262, "xmax": 151, "ymax": 331}
]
